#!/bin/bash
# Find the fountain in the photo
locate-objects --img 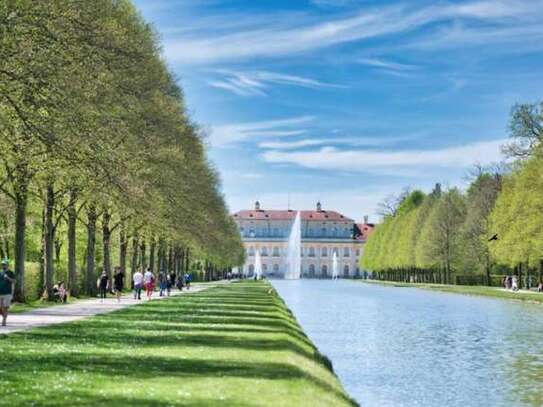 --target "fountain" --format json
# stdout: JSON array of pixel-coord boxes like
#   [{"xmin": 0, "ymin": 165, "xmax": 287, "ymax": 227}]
[
  {"xmin": 285, "ymin": 211, "xmax": 301, "ymax": 279},
  {"xmin": 332, "ymin": 251, "xmax": 339, "ymax": 279},
  {"xmin": 254, "ymin": 249, "xmax": 262, "ymax": 280}
]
